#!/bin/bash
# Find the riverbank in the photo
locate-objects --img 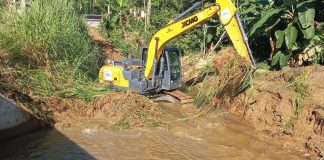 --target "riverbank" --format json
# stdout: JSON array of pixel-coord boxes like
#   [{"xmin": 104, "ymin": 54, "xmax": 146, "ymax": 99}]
[
  {"xmin": 0, "ymin": 102, "xmax": 308, "ymax": 160},
  {"xmin": 1, "ymin": 42, "xmax": 323, "ymax": 159},
  {"xmin": 182, "ymin": 47, "xmax": 324, "ymax": 159},
  {"xmin": 240, "ymin": 65, "xmax": 324, "ymax": 158}
]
